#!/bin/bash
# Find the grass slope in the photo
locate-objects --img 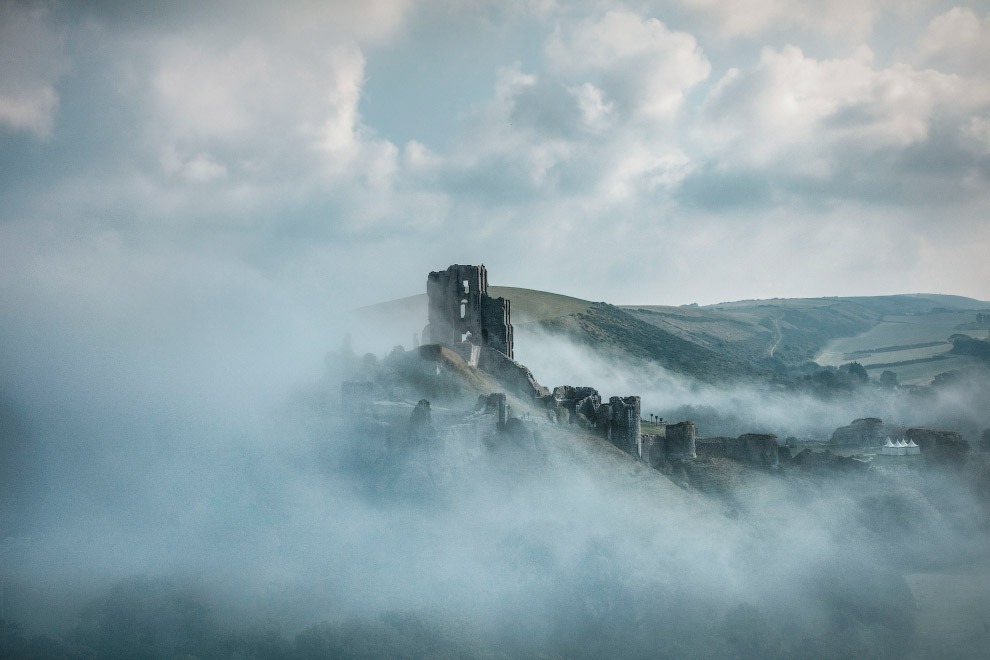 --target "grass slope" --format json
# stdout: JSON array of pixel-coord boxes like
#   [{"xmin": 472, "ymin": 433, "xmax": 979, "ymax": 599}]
[
  {"xmin": 539, "ymin": 303, "xmax": 774, "ymax": 383},
  {"xmin": 354, "ymin": 287, "xmax": 593, "ymax": 329}
]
